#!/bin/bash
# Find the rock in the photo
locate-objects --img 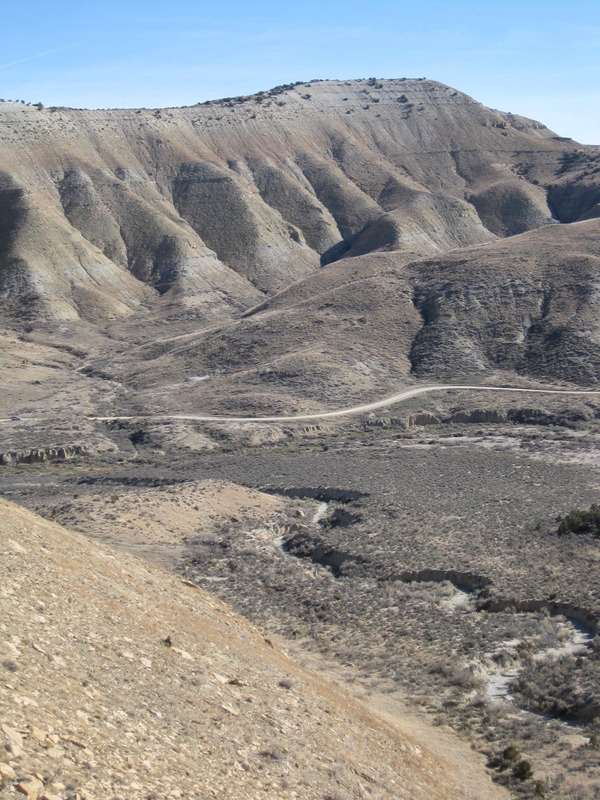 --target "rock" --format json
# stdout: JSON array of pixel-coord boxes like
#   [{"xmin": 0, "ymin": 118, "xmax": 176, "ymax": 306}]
[
  {"xmin": 66, "ymin": 738, "xmax": 88, "ymax": 750},
  {"xmin": 29, "ymin": 725, "xmax": 46, "ymax": 742},
  {"xmin": 0, "ymin": 445, "xmax": 86, "ymax": 468},
  {"xmin": 406, "ymin": 412, "xmax": 441, "ymax": 428},
  {"xmin": 2, "ymin": 723, "xmax": 23, "ymax": 748},
  {"xmin": 18, "ymin": 696, "xmax": 39, "ymax": 708},
  {"xmin": 172, "ymin": 647, "xmax": 193, "ymax": 660},
  {"xmin": 0, "ymin": 763, "xmax": 16, "ymax": 779},
  {"xmin": 16, "ymin": 776, "xmax": 44, "ymax": 798},
  {"xmin": 227, "ymin": 678, "xmax": 247, "ymax": 686}
]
